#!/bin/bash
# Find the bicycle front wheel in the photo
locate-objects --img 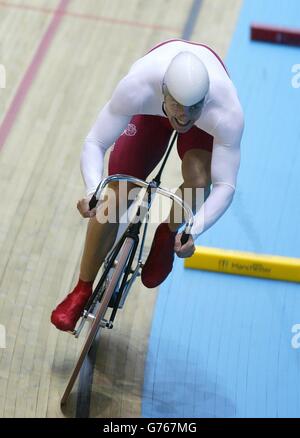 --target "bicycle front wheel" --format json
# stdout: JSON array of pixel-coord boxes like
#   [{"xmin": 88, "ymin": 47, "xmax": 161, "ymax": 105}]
[{"xmin": 60, "ymin": 237, "xmax": 135, "ymax": 406}]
